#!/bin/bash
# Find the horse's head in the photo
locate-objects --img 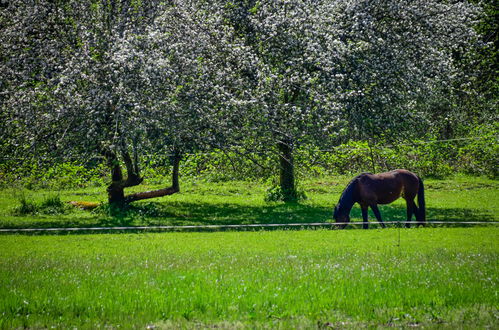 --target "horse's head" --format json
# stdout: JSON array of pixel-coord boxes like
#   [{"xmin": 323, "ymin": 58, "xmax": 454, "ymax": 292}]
[{"xmin": 333, "ymin": 203, "xmax": 350, "ymax": 229}]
